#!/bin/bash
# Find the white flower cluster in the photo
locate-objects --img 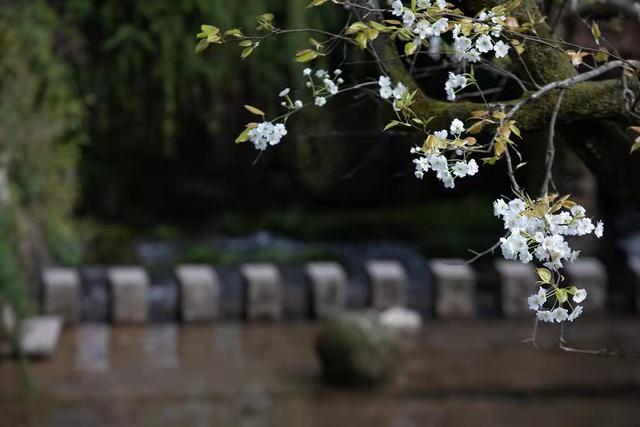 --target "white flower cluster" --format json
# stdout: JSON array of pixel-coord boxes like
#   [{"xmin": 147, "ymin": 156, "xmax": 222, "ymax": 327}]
[
  {"xmin": 378, "ymin": 75, "xmax": 408, "ymax": 109},
  {"xmin": 445, "ymin": 72, "xmax": 468, "ymax": 101},
  {"xmin": 387, "ymin": 2, "xmax": 511, "ymax": 104},
  {"xmin": 410, "ymin": 118, "xmax": 479, "ymax": 188},
  {"xmin": 278, "ymin": 88, "xmax": 303, "ymax": 110},
  {"xmin": 391, "ymin": 0, "xmax": 448, "ymax": 43},
  {"xmin": 527, "ymin": 286, "xmax": 587, "ymax": 323},
  {"xmin": 248, "ymin": 121, "xmax": 288, "ymax": 151},
  {"xmin": 494, "ymin": 198, "xmax": 604, "ymax": 269},
  {"xmin": 451, "ymin": 19, "xmax": 509, "ymax": 63},
  {"xmin": 303, "ymin": 67, "xmax": 344, "ymax": 107}
]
